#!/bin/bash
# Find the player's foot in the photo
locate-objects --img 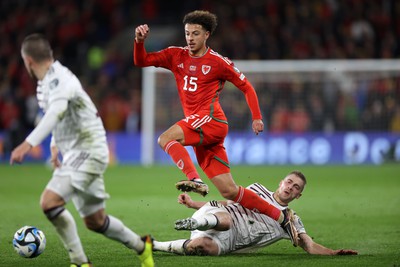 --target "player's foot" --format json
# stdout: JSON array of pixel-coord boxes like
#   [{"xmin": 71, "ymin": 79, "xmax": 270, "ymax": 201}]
[
  {"xmin": 175, "ymin": 180, "xmax": 209, "ymax": 196},
  {"xmin": 70, "ymin": 263, "xmax": 93, "ymax": 267},
  {"xmin": 138, "ymin": 235, "xmax": 154, "ymax": 267},
  {"xmin": 174, "ymin": 217, "xmax": 199, "ymax": 231},
  {"xmin": 281, "ymin": 208, "xmax": 299, "ymax": 247}
]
